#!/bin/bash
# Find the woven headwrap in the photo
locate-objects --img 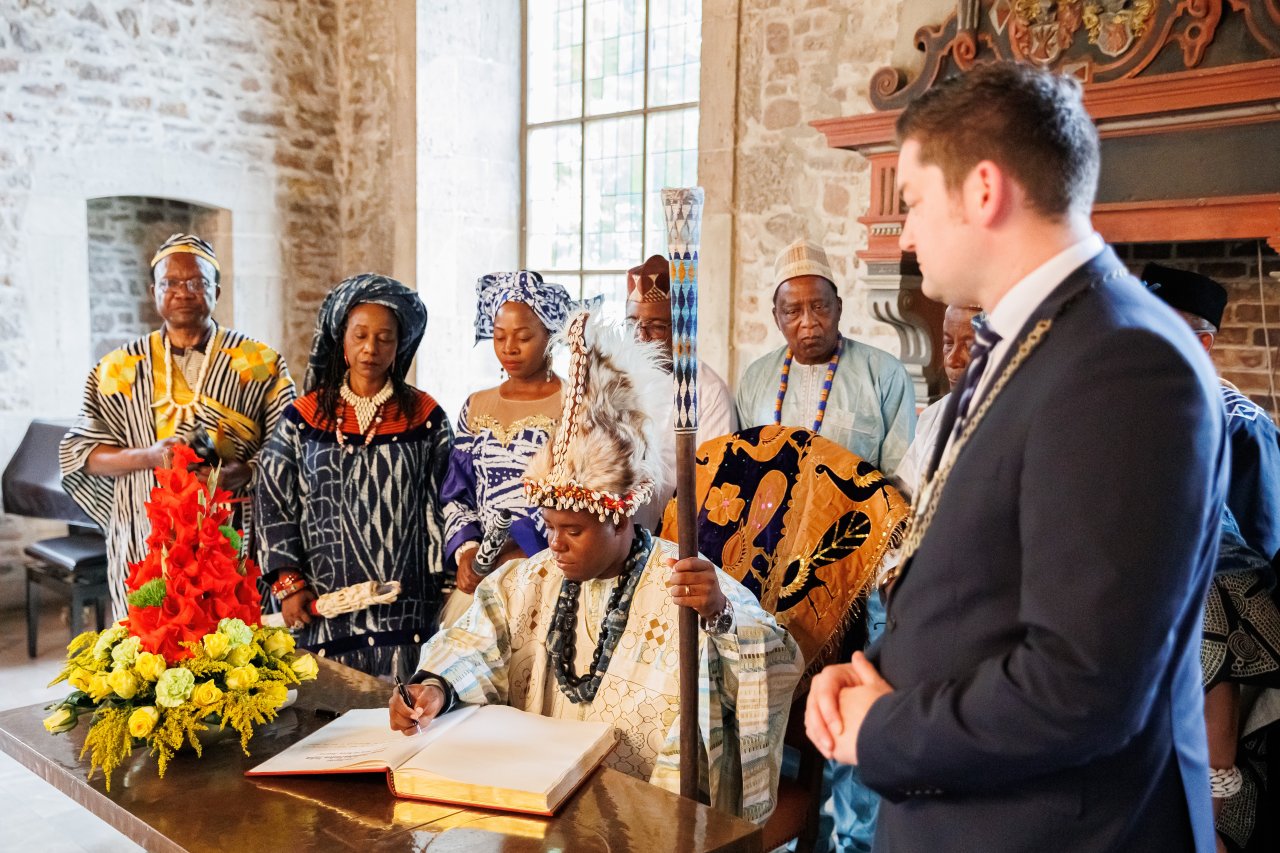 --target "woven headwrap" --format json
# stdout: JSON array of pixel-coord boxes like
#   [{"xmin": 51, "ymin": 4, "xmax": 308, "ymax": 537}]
[
  {"xmin": 523, "ymin": 309, "xmax": 672, "ymax": 522},
  {"xmin": 304, "ymin": 273, "xmax": 428, "ymax": 392},
  {"xmin": 474, "ymin": 270, "xmax": 573, "ymax": 344},
  {"xmin": 151, "ymin": 233, "xmax": 221, "ymax": 281}
]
